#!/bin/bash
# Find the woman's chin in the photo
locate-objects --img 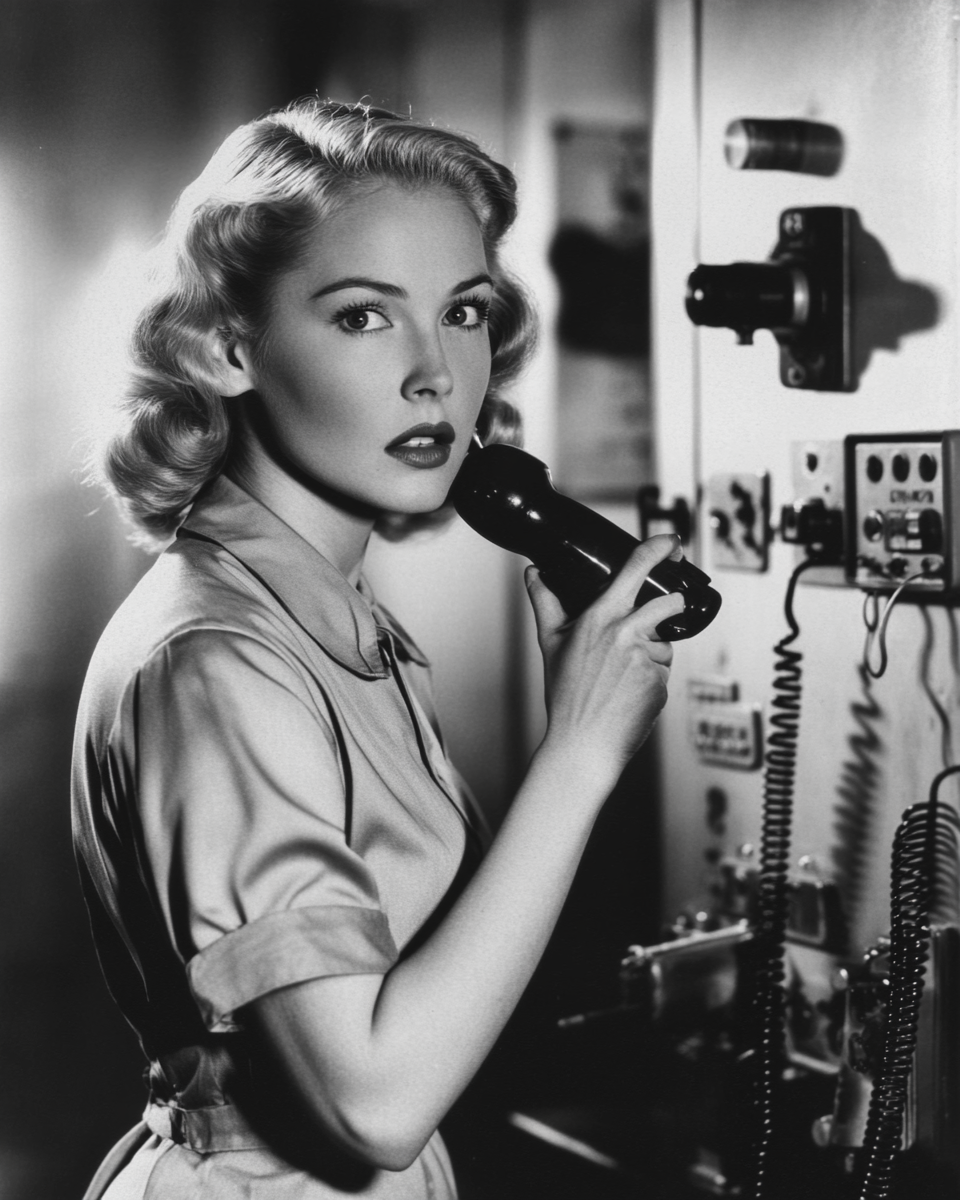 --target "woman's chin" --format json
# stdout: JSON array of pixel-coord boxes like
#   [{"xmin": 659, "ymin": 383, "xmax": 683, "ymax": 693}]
[
  {"xmin": 377, "ymin": 499, "xmax": 449, "ymax": 521},
  {"xmin": 382, "ymin": 478, "xmax": 459, "ymax": 515}
]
